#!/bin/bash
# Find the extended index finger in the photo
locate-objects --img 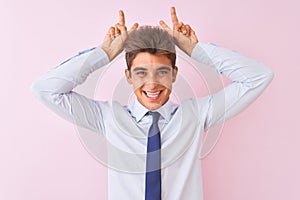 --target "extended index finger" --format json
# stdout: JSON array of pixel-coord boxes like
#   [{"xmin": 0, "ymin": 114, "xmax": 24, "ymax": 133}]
[
  {"xmin": 170, "ymin": 7, "xmax": 179, "ymax": 25},
  {"xmin": 159, "ymin": 20, "xmax": 171, "ymax": 30},
  {"xmin": 119, "ymin": 10, "xmax": 125, "ymax": 26}
]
